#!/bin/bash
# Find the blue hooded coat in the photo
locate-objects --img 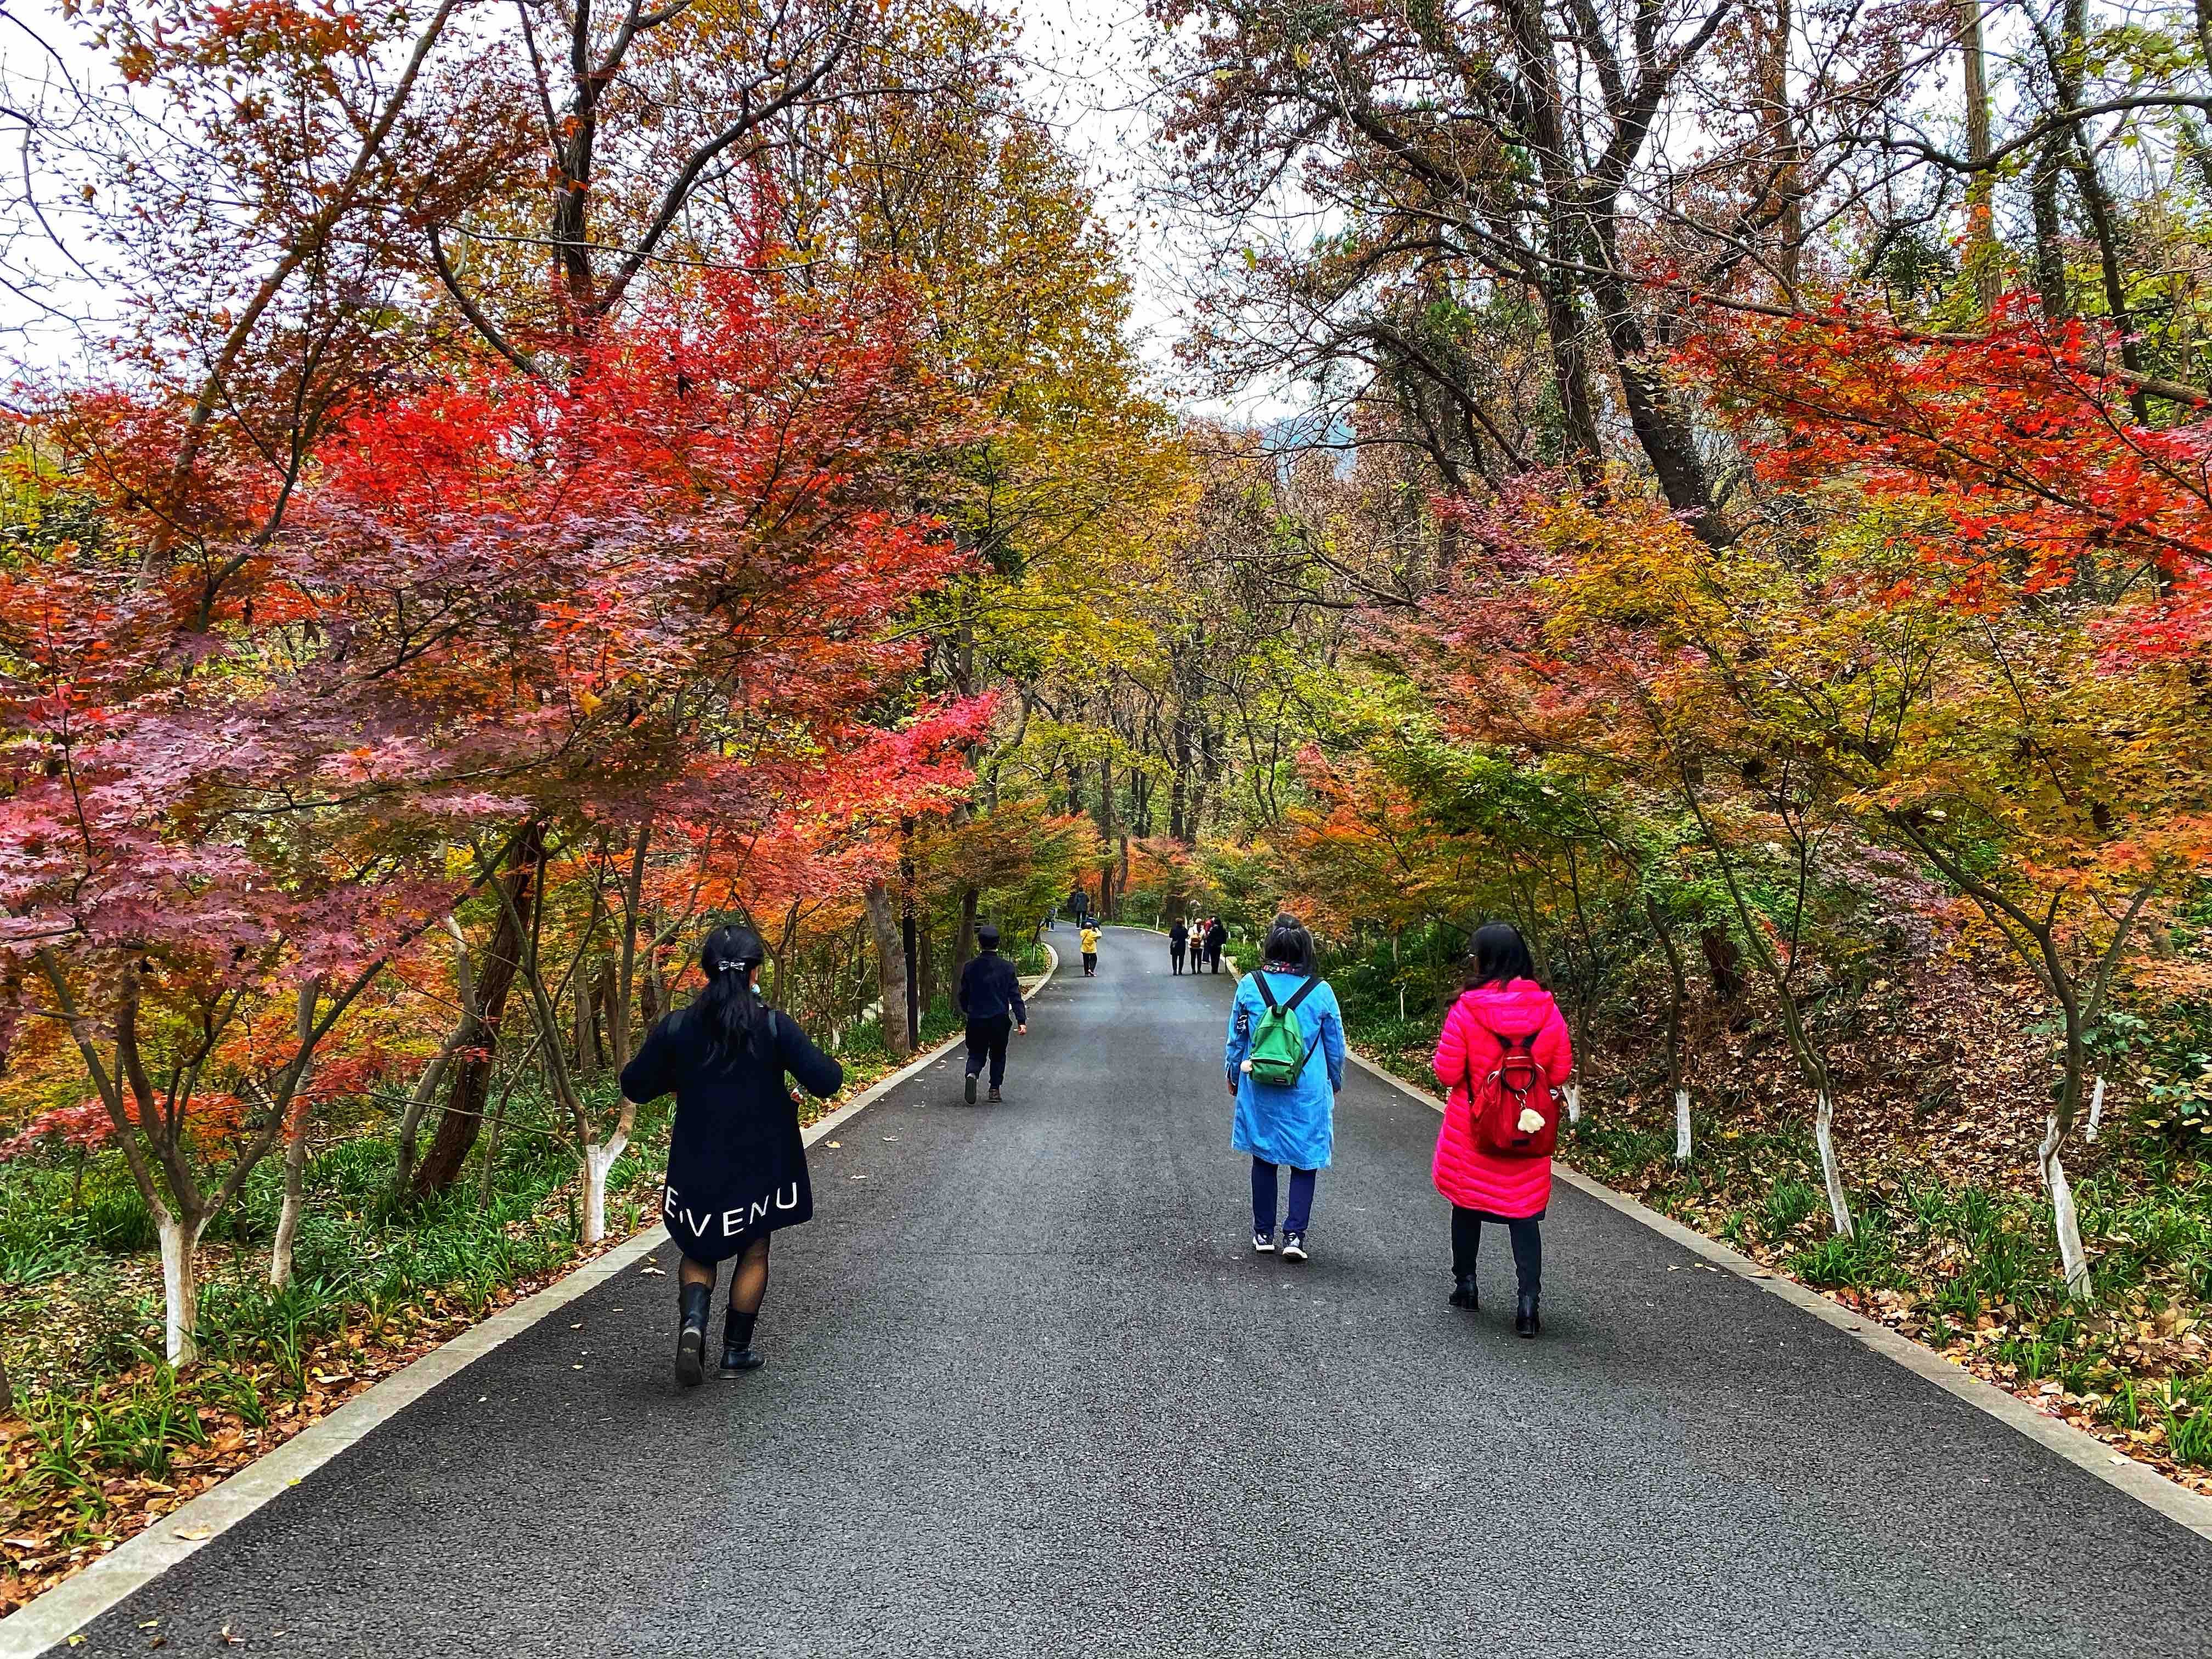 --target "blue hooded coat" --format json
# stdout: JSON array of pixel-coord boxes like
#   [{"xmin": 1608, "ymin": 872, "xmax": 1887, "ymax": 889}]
[{"xmin": 1225, "ymin": 969, "xmax": 1346, "ymax": 1170}]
